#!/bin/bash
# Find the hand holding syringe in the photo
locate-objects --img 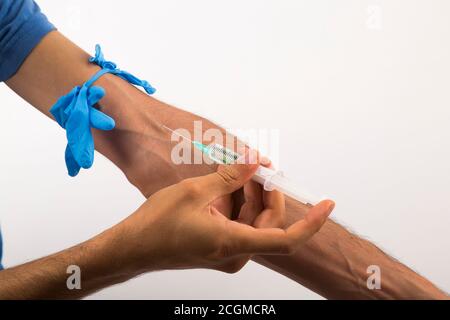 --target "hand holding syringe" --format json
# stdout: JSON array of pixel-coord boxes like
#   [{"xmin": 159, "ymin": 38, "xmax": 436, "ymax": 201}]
[{"xmin": 163, "ymin": 125, "xmax": 321, "ymax": 206}]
